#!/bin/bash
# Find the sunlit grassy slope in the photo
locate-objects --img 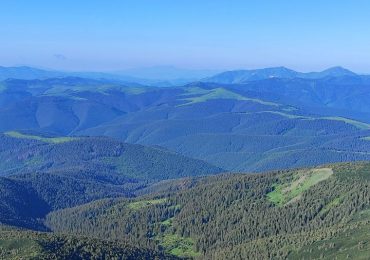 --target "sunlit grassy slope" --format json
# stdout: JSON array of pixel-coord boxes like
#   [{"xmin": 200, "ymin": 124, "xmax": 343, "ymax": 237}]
[
  {"xmin": 4, "ymin": 131, "xmax": 76, "ymax": 144},
  {"xmin": 127, "ymin": 198, "xmax": 167, "ymax": 210},
  {"xmin": 180, "ymin": 87, "xmax": 280, "ymax": 107},
  {"xmin": 250, "ymin": 111, "xmax": 370, "ymax": 130},
  {"xmin": 267, "ymin": 168, "xmax": 333, "ymax": 206}
]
